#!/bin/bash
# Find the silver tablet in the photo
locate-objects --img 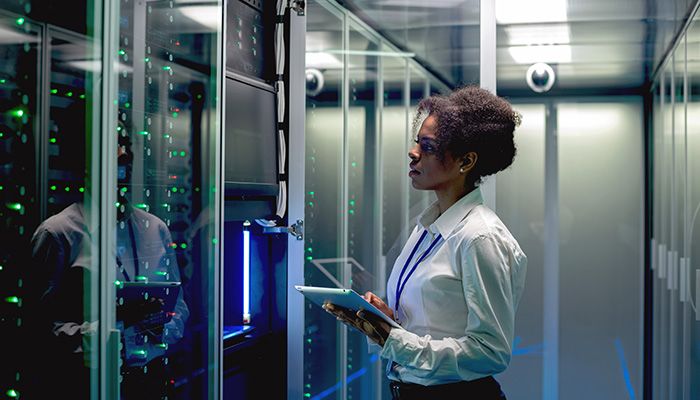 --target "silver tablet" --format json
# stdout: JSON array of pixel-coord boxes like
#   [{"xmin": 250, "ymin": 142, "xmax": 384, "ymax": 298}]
[{"xmin": 295, "ymin": 285, "xmax": 401, "ymax": 329}]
